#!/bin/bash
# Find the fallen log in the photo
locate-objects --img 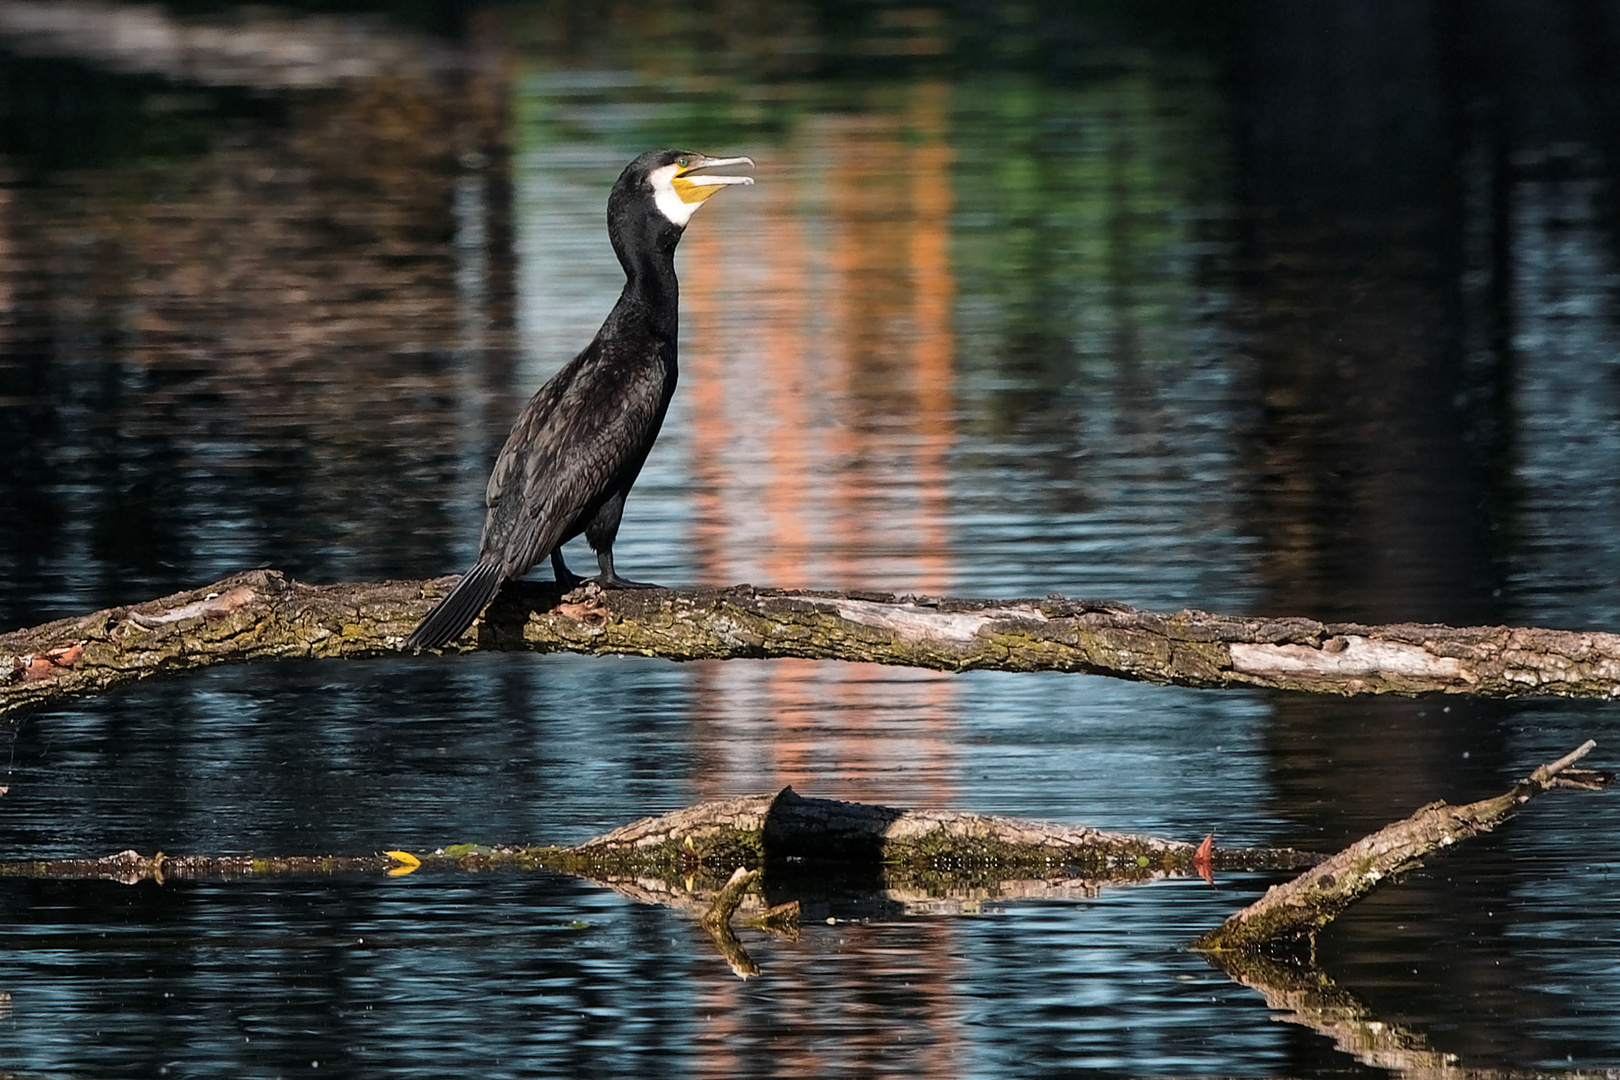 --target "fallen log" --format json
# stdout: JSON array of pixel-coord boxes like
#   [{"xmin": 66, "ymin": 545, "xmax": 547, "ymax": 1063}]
[
  {"xmin": 1193, "ymin": 741, "xmax": 1608, "ymax": 954},
  {"xmin": 546, "ymin": 785, "xmax": 1317, "ymax": 878},
  {"xmin": 0, "ymin": 786, "xmax": 1315, "ymax": 889},
  {"xmin": 8, "ymin": 570, "xmax": 1620, "ymax": 716}
]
